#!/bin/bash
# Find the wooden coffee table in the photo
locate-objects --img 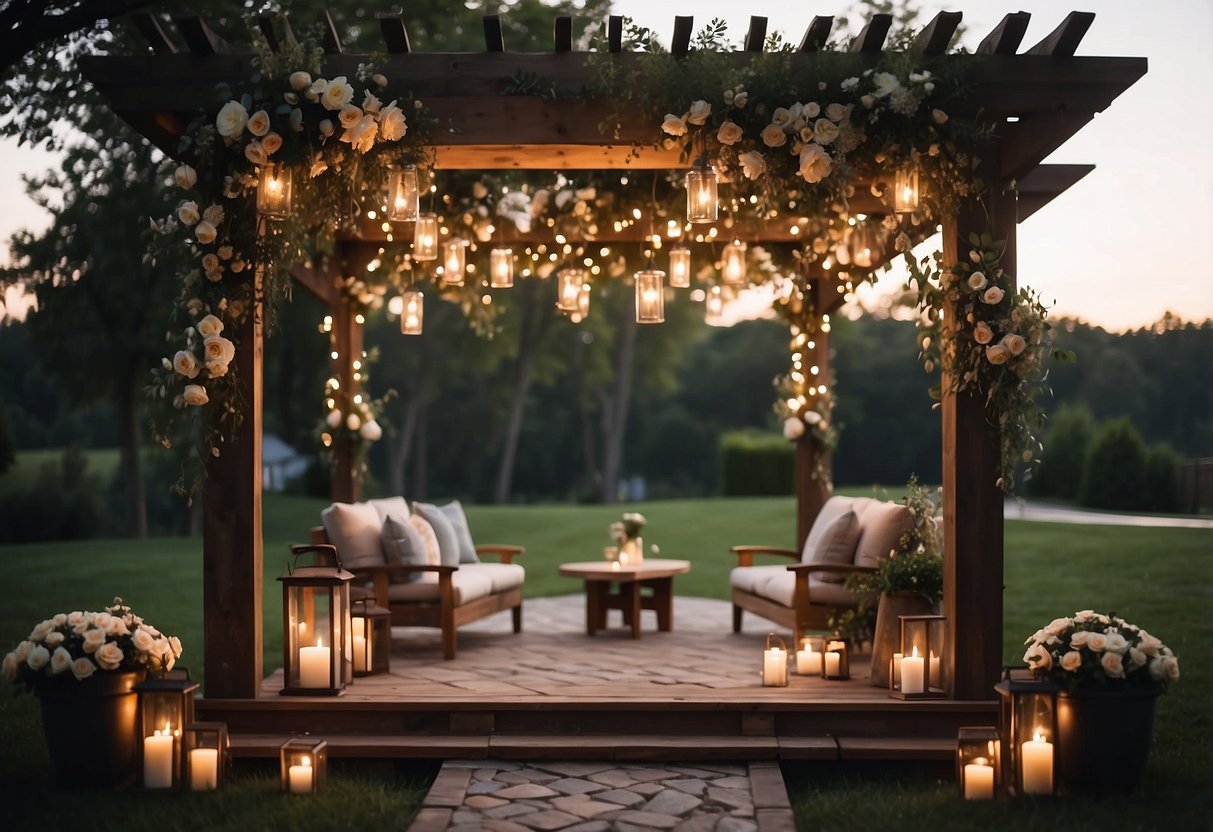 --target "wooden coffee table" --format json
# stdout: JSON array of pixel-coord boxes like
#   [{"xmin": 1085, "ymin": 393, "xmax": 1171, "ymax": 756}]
[{"xmin": 558, "ymin": 559, "xmax": 692, "ymax": 639}]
